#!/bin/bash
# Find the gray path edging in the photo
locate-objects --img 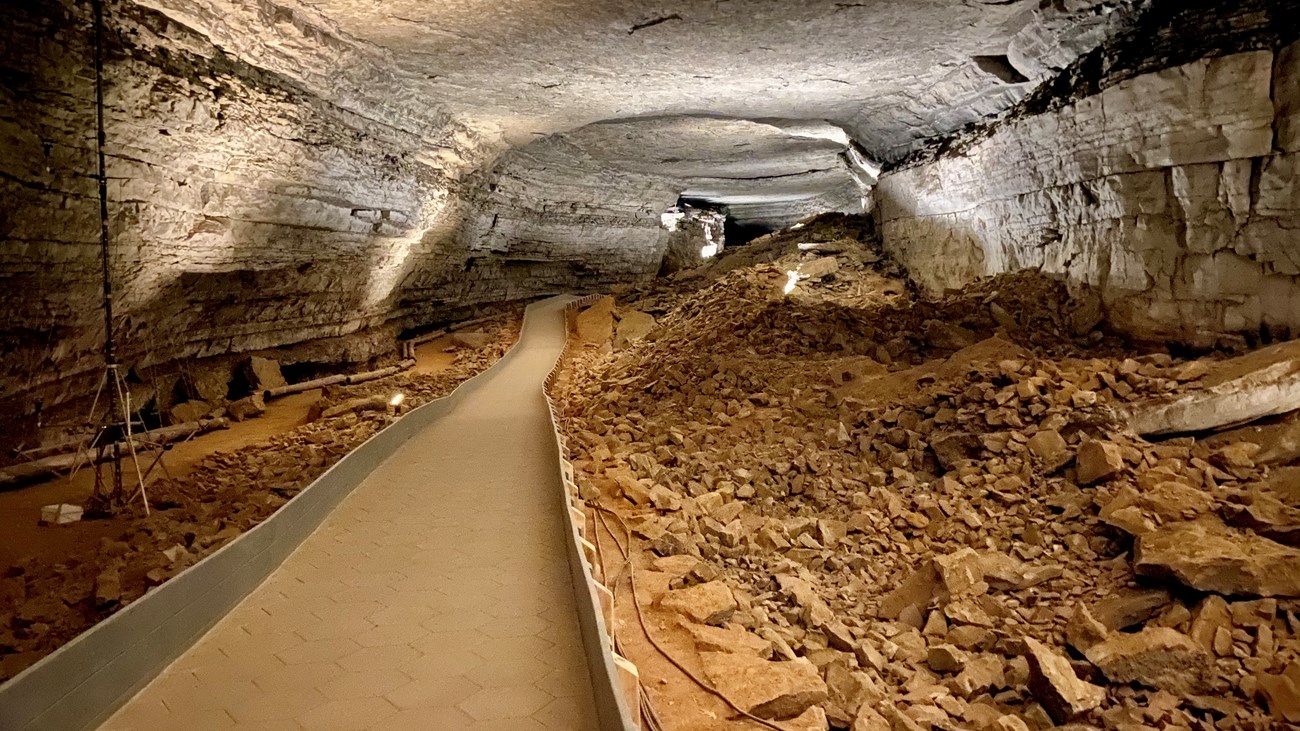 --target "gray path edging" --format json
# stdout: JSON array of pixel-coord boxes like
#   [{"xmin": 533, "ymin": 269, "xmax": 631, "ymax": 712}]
[
  {"xmin": 0, "ymin": 316, "xmax": 536, "ymax": 731},
  {"xmin": 542, "ymin": 295, "xmax": 641, "ymax": 731}
]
